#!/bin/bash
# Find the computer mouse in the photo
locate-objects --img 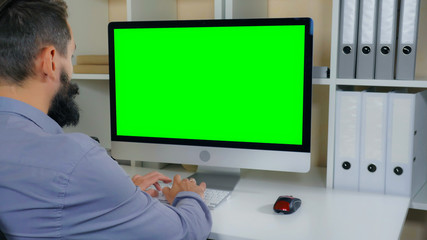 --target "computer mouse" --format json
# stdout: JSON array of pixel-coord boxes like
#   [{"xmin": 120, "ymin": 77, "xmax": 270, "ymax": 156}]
[{"xmin": 273, "ymin": 195, "xmax": 301, "ymax": 214}]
